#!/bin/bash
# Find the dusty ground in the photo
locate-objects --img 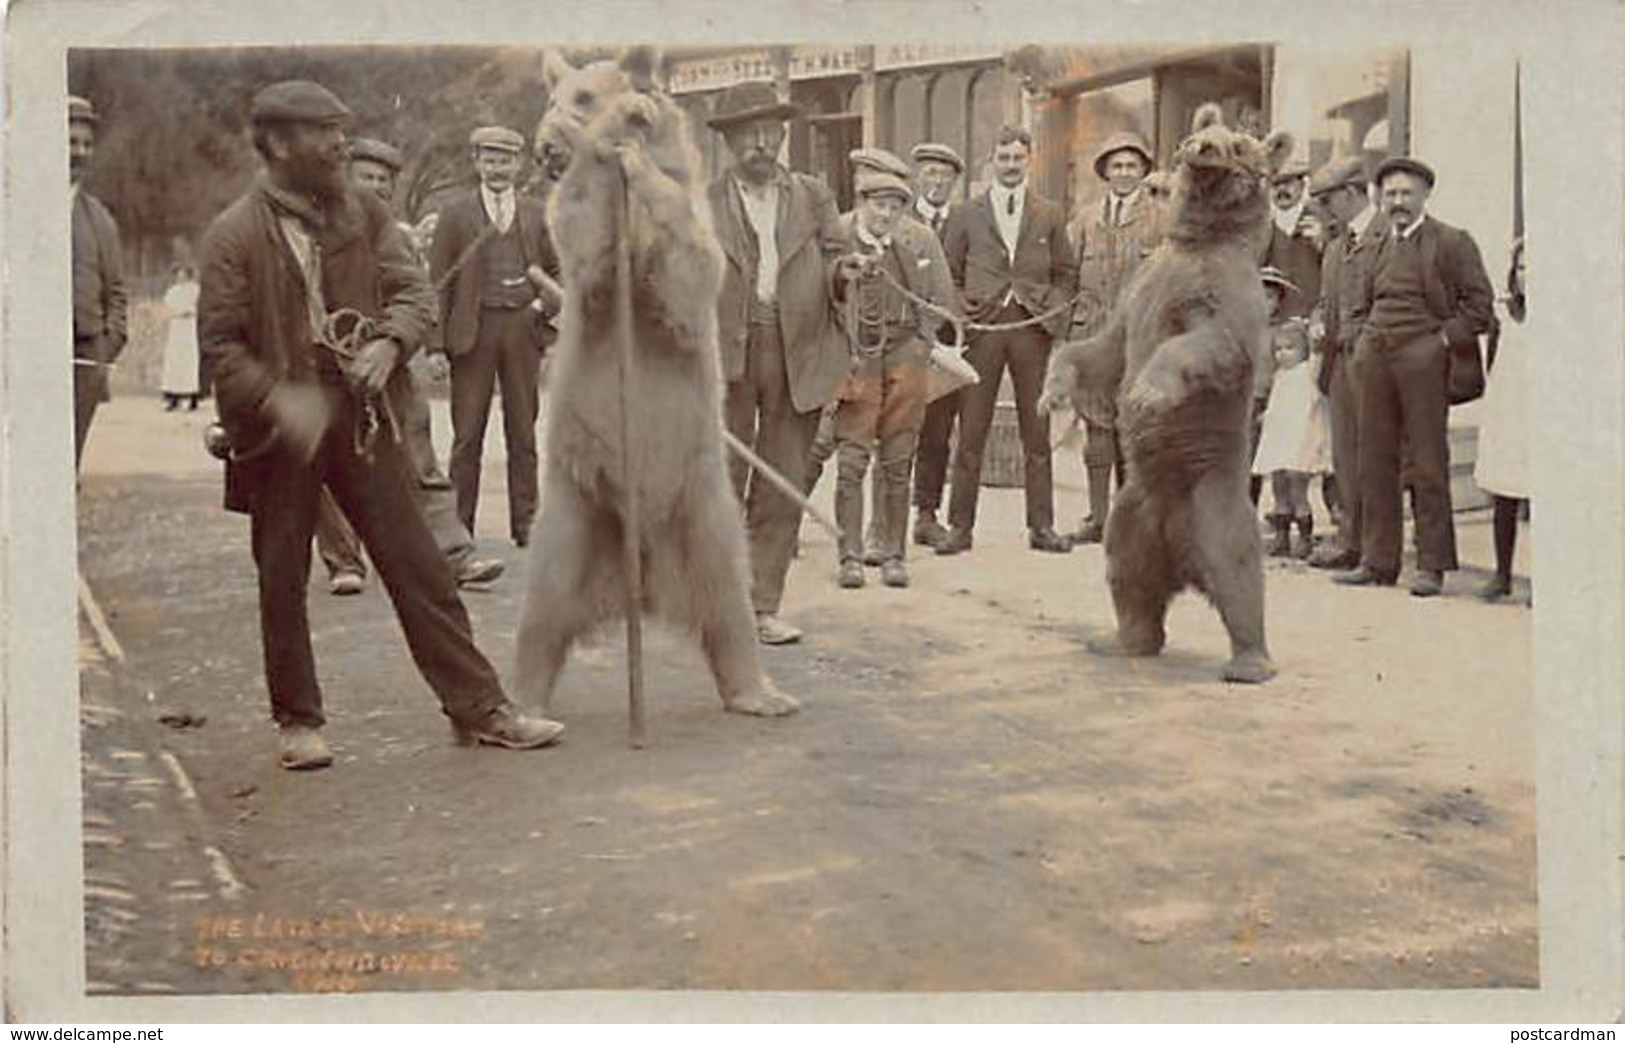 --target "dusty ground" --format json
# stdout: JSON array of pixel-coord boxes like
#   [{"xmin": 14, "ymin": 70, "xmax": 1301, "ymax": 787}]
[{"xmin": 76, "ymin": 393, "xmax": 1536, "ymax": 995}]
